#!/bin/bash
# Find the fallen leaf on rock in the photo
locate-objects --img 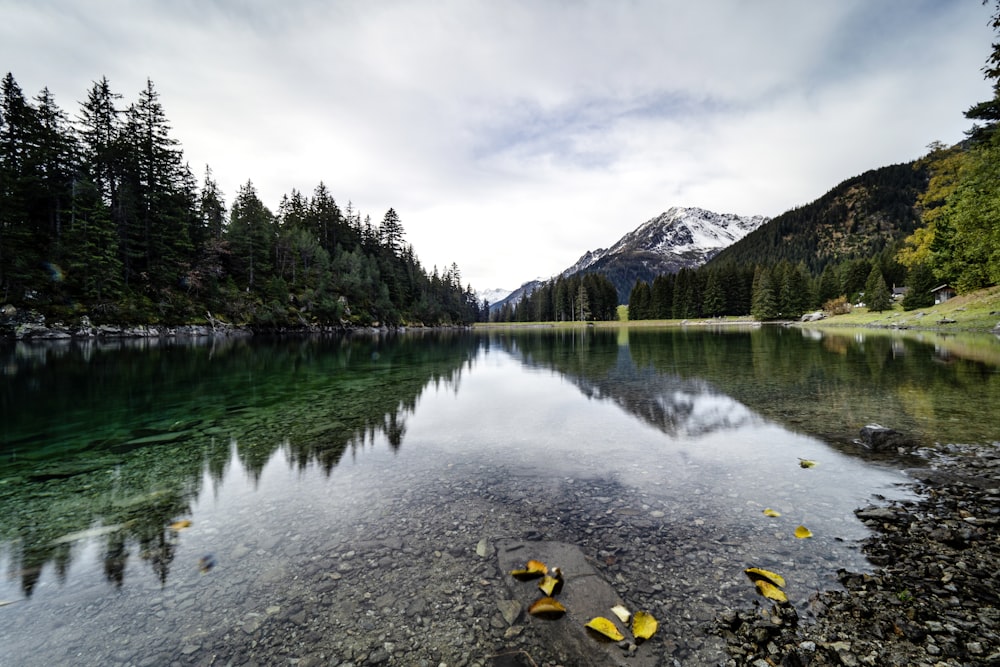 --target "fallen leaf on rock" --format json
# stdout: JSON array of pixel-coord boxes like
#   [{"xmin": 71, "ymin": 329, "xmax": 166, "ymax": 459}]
[
  {"xmin": 763, "ymin": 508, "xmax": 781, "ymax": 517},
  {"xmin": 744, "ymin": 567, "xmax": 786, "ymax": 589},
  {"xmin": 794, "ymin": 525, "xmax": 814, "ymax": 539},
  {"xmin": 610, "ymin": 604, "xmax": 631, "ymax": 623},
  {"xmin": 528, "ymin": 596, "xmax": 566, "ymax": 619},
  {"xmin": 511, "ymin": 559, "xmax": 548, "ymax": 579},
  {"xmin": 538, "ymin": 570, "xmax": 563, "ymax": 597},
  {"xmin": 753, "ymin": 579, "xmax": 788, "ymax": 603},
  {"xmin": 798, "ymin": 458, "xmax": 817, "ymax": 468},
  {"xmin": 632, "ymin": 611, "xmax": 658, "ymax": 641},
  {"xmin": 170, "ymin": 519, "xmax": 192, "ymax": 531},
  {"xmin": 585, "ymin": 616, "xmax": 624, "ymax": 642}
]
